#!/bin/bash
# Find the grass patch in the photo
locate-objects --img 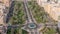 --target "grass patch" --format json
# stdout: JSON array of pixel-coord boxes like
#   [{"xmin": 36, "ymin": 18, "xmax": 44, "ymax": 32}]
[
  {"xmin": 7, "ymin": 28, "xmax": 11, "ymax": 34},
  {"xmin": 22, "ymin": 30, "xmax": 28, "ymax": 34},
  {"xmin": 42, "ymin": 27, "xmax": 56, "ymax": 34},
  {"xmin": 28, "ymin": 1, "xmax": 57, "ymax": 23},
  {"xmin": 8, "ymin": 1, "xmax": 27, "ymax": 34},
  {"xmin": 9, "ymin": 1, "xmax": 26, "ymax": 25}
]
